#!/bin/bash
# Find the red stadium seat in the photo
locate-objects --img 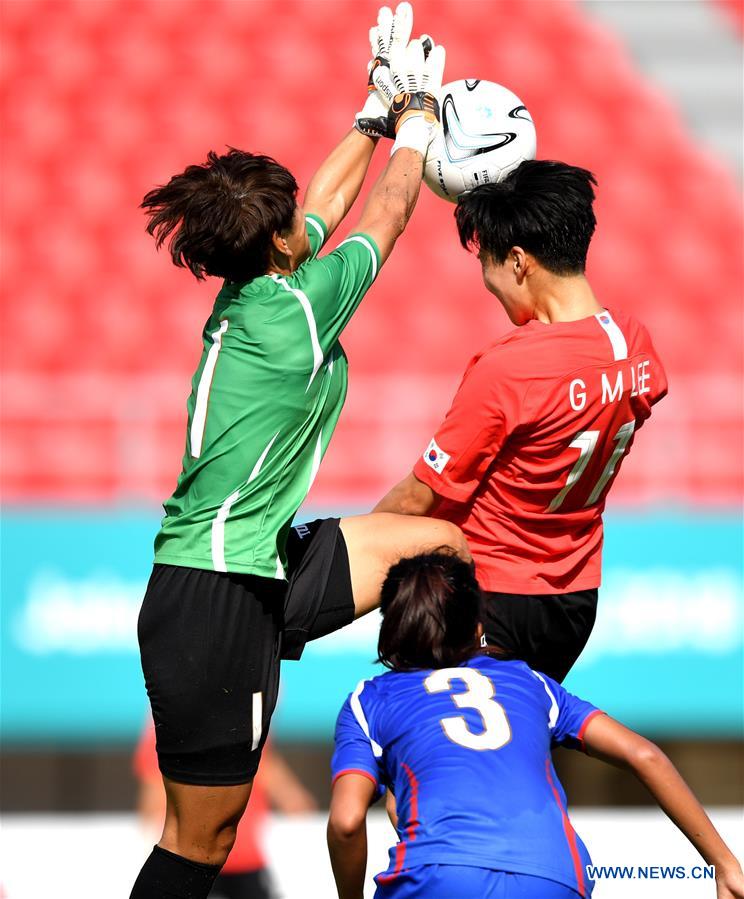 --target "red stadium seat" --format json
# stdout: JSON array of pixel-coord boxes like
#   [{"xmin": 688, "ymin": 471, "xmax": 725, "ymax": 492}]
[
  {"xmin": 713, "ymin": 0, "xmax": 744, "ymax": 33},
  {"xmin": 1, "ymin": 0, "xmax": 741, "ymax": 506}
]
